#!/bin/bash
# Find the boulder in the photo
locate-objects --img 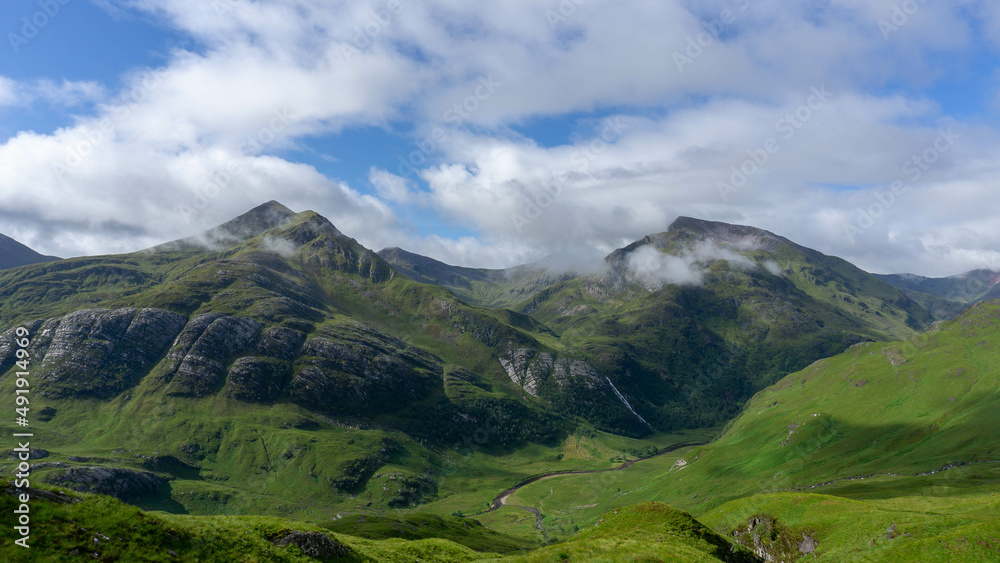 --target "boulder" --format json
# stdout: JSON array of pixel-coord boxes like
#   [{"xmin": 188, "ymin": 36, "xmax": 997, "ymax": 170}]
[{"xmin": 273, "ymin": 531, "xmax": 350, "ymax": 558}]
